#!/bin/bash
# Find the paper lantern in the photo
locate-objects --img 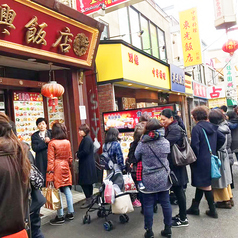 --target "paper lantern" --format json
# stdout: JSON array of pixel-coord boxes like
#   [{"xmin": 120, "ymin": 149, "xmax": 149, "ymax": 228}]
[
  {"xmin": 41, "ymin": 81, "xmax": 64, "ymax": 98},
  {"xmin": 222, "ymin": 39, "xmax": 238, "ymax": 55}
]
